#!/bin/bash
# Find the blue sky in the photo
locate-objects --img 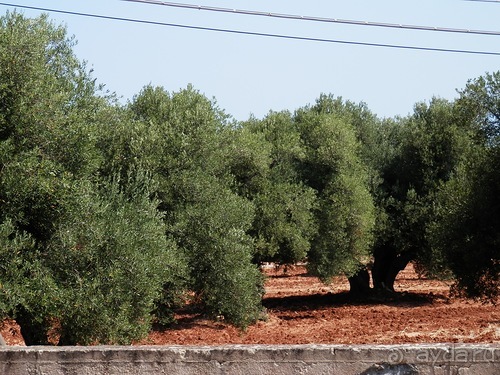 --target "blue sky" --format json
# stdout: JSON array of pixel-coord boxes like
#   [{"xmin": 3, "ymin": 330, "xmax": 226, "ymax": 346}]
[{"xmin": 1, "ymin": 0, "xmax": 499, "ymax": 120}]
